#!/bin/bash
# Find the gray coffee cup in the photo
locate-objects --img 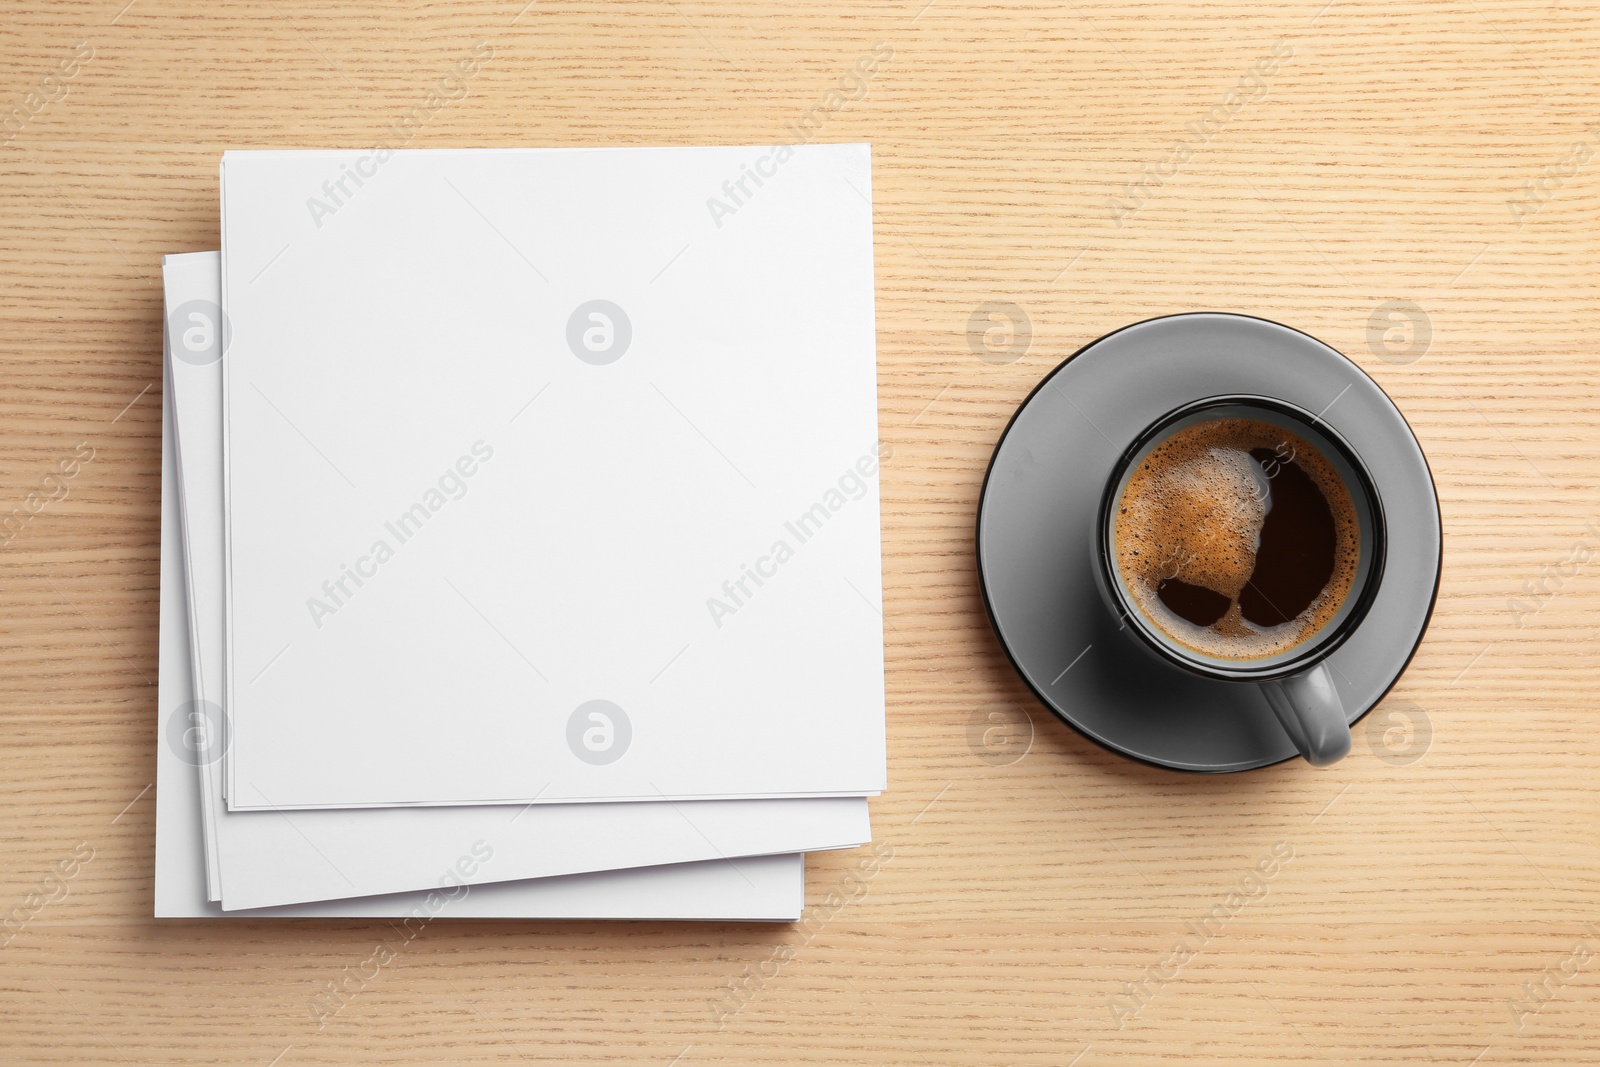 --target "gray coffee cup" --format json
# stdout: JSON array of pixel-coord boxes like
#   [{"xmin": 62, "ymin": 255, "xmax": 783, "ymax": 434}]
[{"xmin": 1095, "ymin": 395, "xmax": 1387, "ymax": 766}]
